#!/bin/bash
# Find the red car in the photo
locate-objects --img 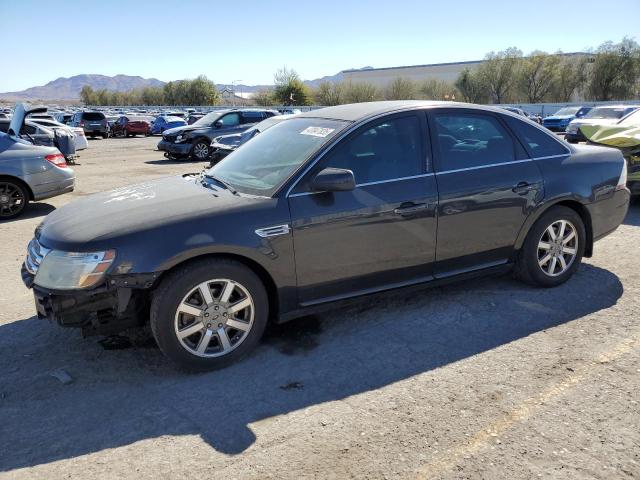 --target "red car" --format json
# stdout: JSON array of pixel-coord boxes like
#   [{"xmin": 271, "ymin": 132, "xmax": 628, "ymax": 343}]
[{"xmin": 111, "ymin": 116, "xmax": 152, "ymax": 137}]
